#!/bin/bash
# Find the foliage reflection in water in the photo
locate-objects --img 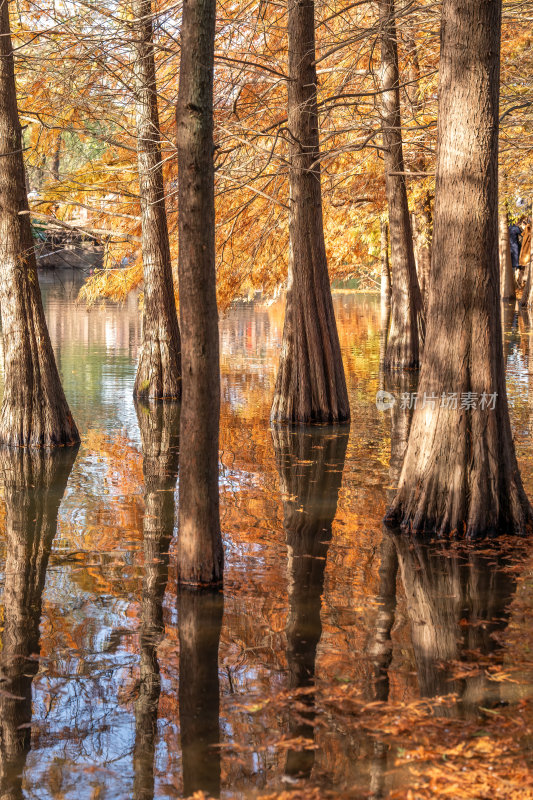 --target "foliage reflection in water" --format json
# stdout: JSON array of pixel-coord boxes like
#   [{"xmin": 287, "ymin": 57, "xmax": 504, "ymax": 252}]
[{"xmin": 0, "ymin": 273, "xmax": 531, "ymax": 798}]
